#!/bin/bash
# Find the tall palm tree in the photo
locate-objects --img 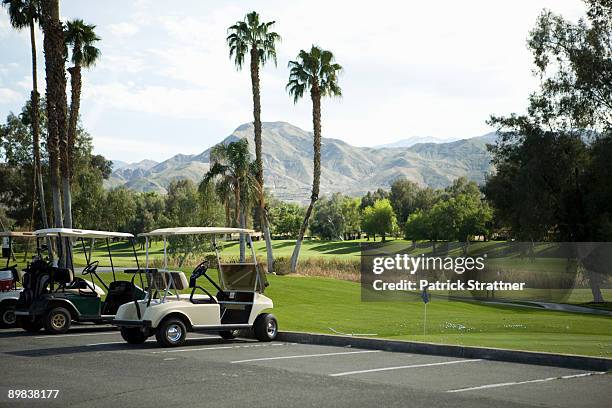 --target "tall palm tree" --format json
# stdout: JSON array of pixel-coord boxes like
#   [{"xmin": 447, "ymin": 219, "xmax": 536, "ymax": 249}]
[
  {"xmin": 286, "ymin": 45, "xmax": 342, "ymax": 273},
  {"xmin": 227, "ymin": 11, "xmax": 280, "ymax": 272},
  {"xmin": 62, "ymin": 19, "xmax": 100, "ymax": 229},
  {"xmin": 202, "ymin": 139, "xmax": 260, "ymax": 262},
  {"xmin": 2, "ymin": 0, "xmax": 49, "ymax": 234},
  {"xmin": 39, "ymin": 0, "xmax": 67, "ymax": 264}
]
